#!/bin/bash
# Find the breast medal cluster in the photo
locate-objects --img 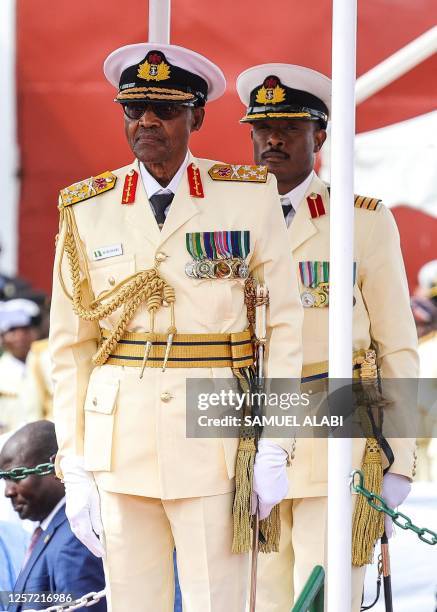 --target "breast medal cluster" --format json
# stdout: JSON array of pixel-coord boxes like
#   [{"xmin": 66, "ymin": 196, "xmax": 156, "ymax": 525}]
[
  {"xmin": 299, "ymin": 261, "xmax": 357, "ymax": 308},
  {"xmin": 185, "ymin": 231, "xmax": 250, "ymax": 279},
  {"xmin": 299, "ymin": 261, "xmax": 330, "ymax": 308}
]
